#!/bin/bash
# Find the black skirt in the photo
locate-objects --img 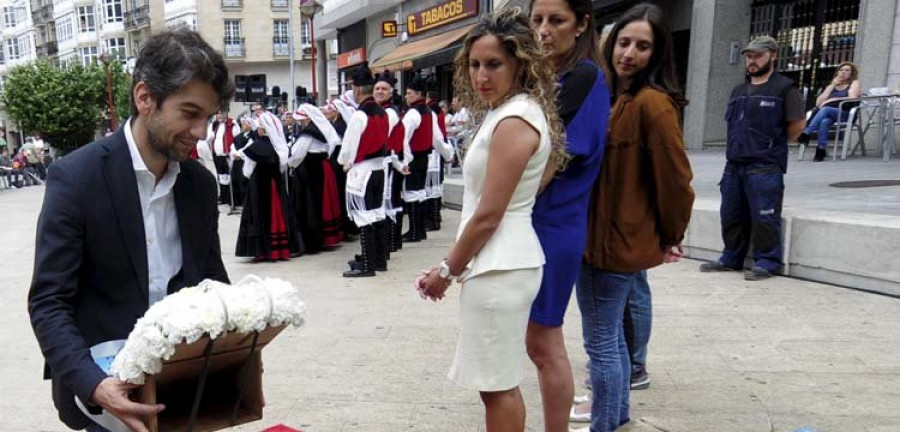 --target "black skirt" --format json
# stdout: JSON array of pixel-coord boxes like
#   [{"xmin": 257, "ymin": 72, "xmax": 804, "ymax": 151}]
[{"xmin": 235, "ymin": 162, "xmax": 304, "ymax": 259}]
